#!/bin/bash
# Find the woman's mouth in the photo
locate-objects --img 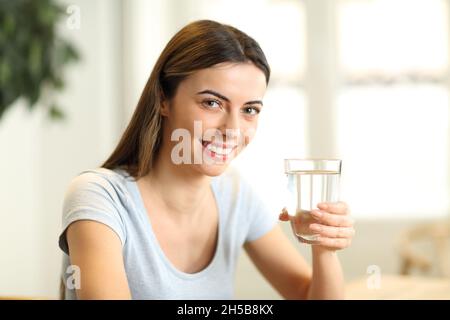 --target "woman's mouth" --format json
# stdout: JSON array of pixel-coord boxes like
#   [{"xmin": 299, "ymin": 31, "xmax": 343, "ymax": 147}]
[{"xmin": 200, "ymin": 139, "xmax": 237, "ymax": 161}]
